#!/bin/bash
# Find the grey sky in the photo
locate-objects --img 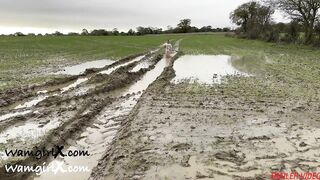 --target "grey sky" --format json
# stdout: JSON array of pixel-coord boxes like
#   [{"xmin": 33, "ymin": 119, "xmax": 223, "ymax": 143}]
[{"xmin": 0, "ymin": 0, "xmax": 288, "ymax": 34}]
